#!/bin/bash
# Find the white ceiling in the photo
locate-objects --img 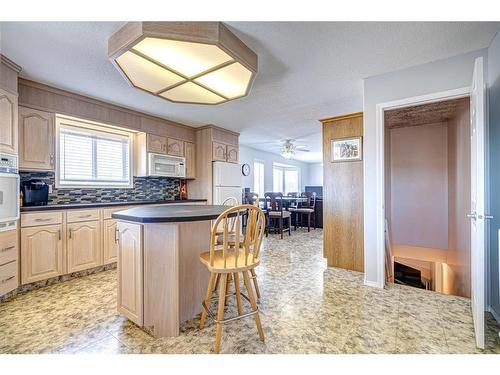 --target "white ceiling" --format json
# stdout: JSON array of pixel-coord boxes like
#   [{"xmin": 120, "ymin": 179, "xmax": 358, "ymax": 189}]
[{"xmin": 1, "ymin": 22, "xmax": 498, "ymax": 163}]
